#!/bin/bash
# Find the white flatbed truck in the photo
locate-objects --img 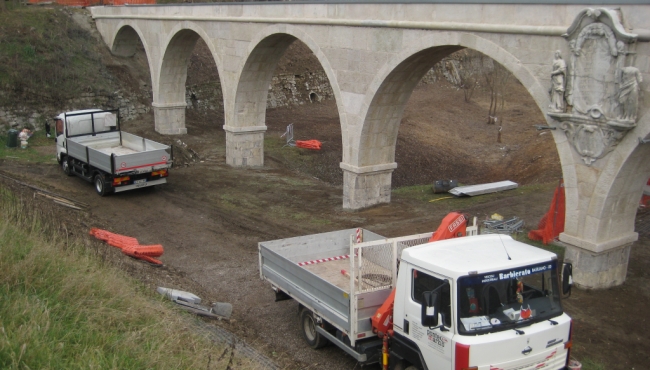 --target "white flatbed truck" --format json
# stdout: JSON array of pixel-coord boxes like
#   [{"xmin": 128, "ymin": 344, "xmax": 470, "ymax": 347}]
[
  {"xmin": 55, "ymin": 109, "xmax": 173, "ymax": 196},
  {"xmin": 259, "ymin": 214, "xmax": 574, "ymax": 370}
]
